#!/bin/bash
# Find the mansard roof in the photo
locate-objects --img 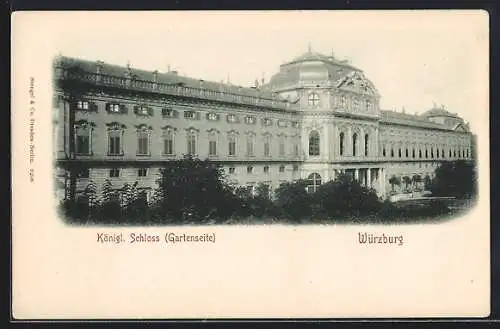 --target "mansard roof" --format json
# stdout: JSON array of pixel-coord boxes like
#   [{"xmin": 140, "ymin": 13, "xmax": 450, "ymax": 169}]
[
  {"xmin": 54, "ymin": 56, "xmax": 292, "ymax": 108},
  {"xmin": 380, "ymin": 110, "xmax": 462, "ymax": 131}
]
